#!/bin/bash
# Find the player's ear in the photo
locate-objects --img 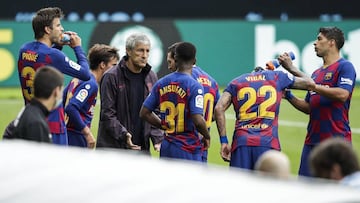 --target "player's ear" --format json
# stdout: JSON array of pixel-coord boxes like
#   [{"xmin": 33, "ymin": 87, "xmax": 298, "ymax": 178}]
[
  {"xmin": 99, "ymin": 61, "xmax": 106, "ymax": 70},
  {"xmin": 44, "ymin": 26, "xmax": 52, "ymax": 35},
  {"xmin": 125, "ymin": 47, "xmax": 131, "ymax": 57},
  {"xmin": 191, "ymin": 58, "xmax": 196, "ymax": 66},
  {"xmin": 53, "ymin": 86, "xmax": 62, "ymax": 99}
]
